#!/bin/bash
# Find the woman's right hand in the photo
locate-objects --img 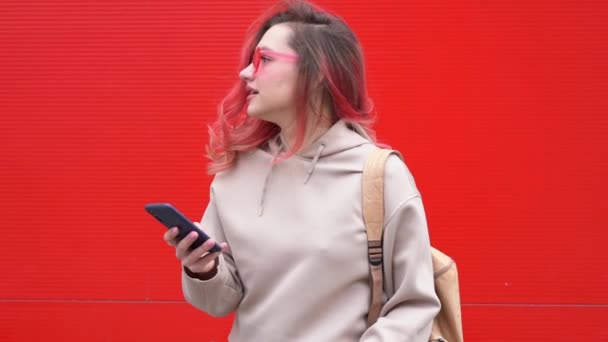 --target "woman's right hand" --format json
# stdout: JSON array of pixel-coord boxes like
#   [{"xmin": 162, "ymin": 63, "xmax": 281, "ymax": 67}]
[{"xmin": 163, "ymin": 223, "xmax": 228, "ymax": 276}]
